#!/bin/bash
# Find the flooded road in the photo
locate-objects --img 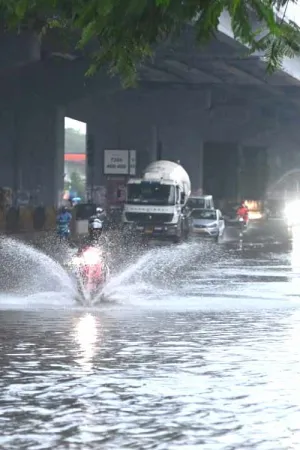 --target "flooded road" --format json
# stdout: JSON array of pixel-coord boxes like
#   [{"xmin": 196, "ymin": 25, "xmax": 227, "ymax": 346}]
[{"xmin": 1, "ymin": 221, "xmax": 300, "ymax": 449}]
